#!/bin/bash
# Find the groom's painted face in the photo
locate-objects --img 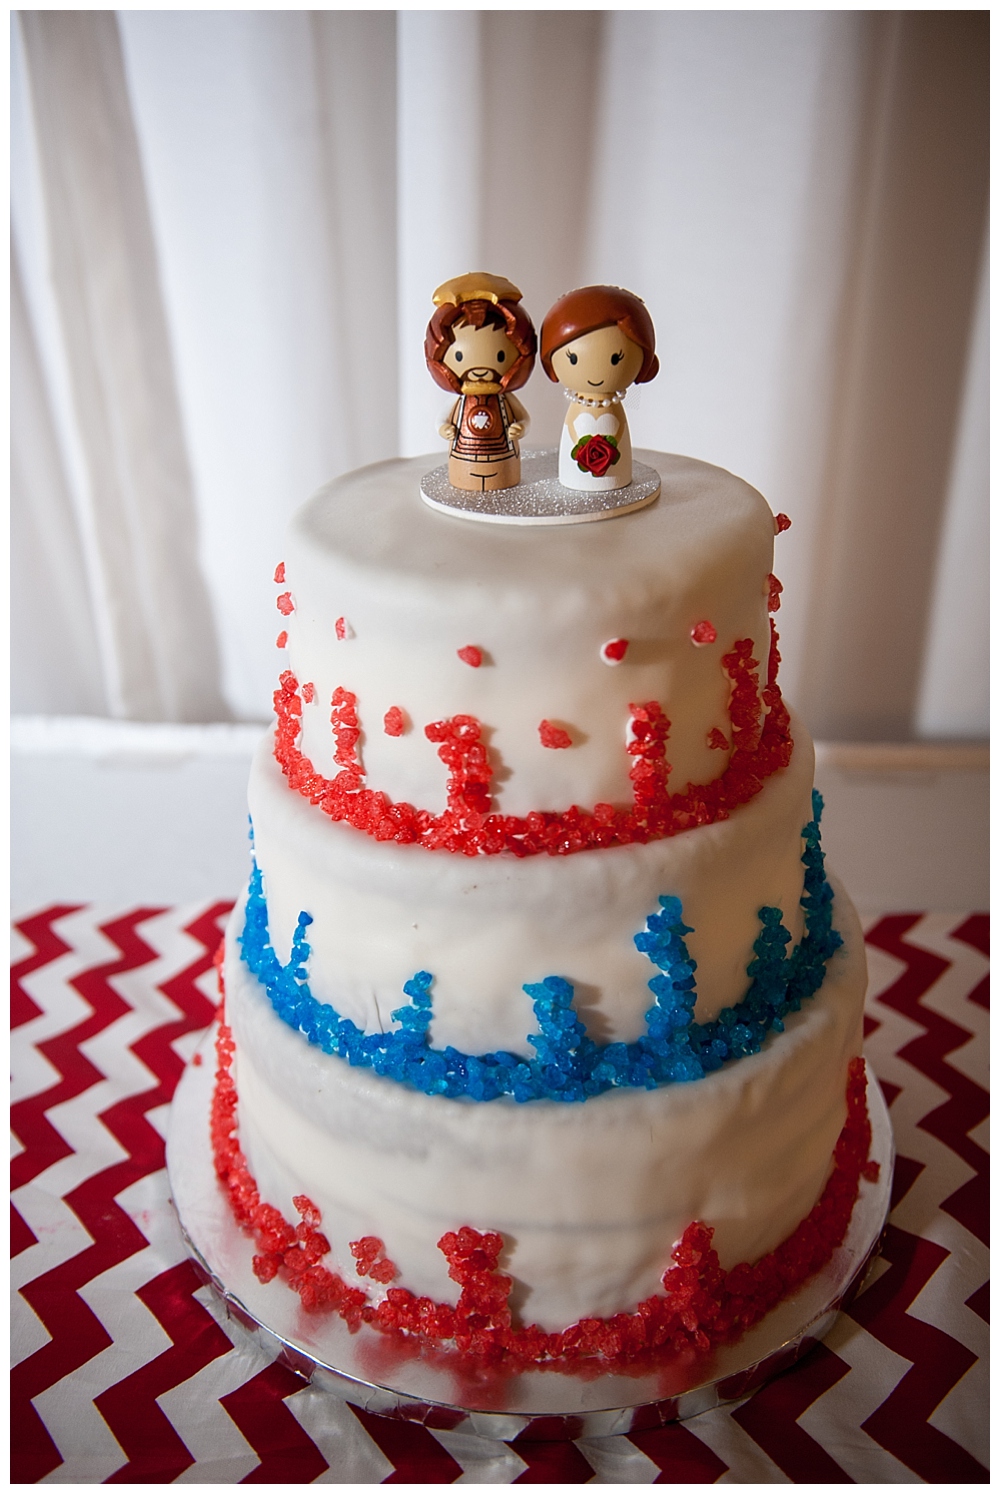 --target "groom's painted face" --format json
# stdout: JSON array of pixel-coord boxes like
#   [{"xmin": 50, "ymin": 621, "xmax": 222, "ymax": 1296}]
[{"xmin": 443, "ymin": 321, "xmax": 520, "ymax": 389}]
